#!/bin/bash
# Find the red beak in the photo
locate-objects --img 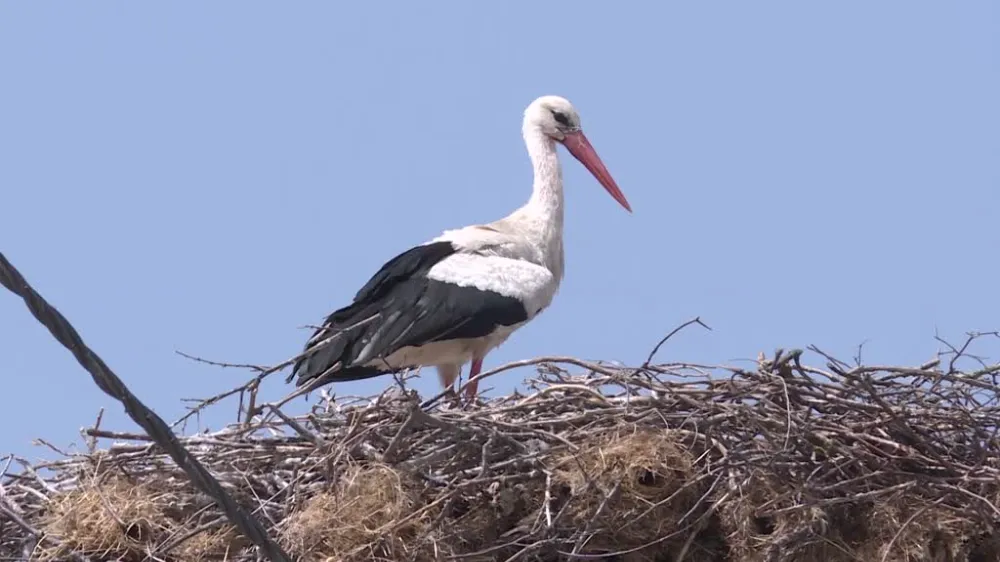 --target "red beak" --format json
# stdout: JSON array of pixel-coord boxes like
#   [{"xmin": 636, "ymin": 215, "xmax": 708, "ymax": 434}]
[{"xmin": 560, "ymin": 130, "xmax": 632, "ymax": 213}]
